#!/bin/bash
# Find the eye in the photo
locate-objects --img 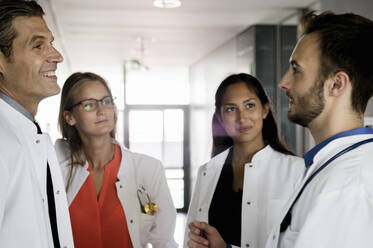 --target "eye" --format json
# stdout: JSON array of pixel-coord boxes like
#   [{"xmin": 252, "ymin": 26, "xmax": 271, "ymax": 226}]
[
  {"xmin": 245, "ymin": 103, "xmax": 255, "ymax": 109},
  {"xmin": 82, "ymin": 102, "xmax": 95, "ymax": 111},
  {"xmin": 33, "ymin": 44, "xmax": 42, "ymax": 49},
  {"xmin": 102, "ymin": 97, "xmax": 113, "ymax": 106},
  {"xmin": 224, "ymin": 106, "xmax": 236, "ymax": 112},
  {"xmin": 291, "ymin": 65, "xmax": 299, "ymax": 75}
]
